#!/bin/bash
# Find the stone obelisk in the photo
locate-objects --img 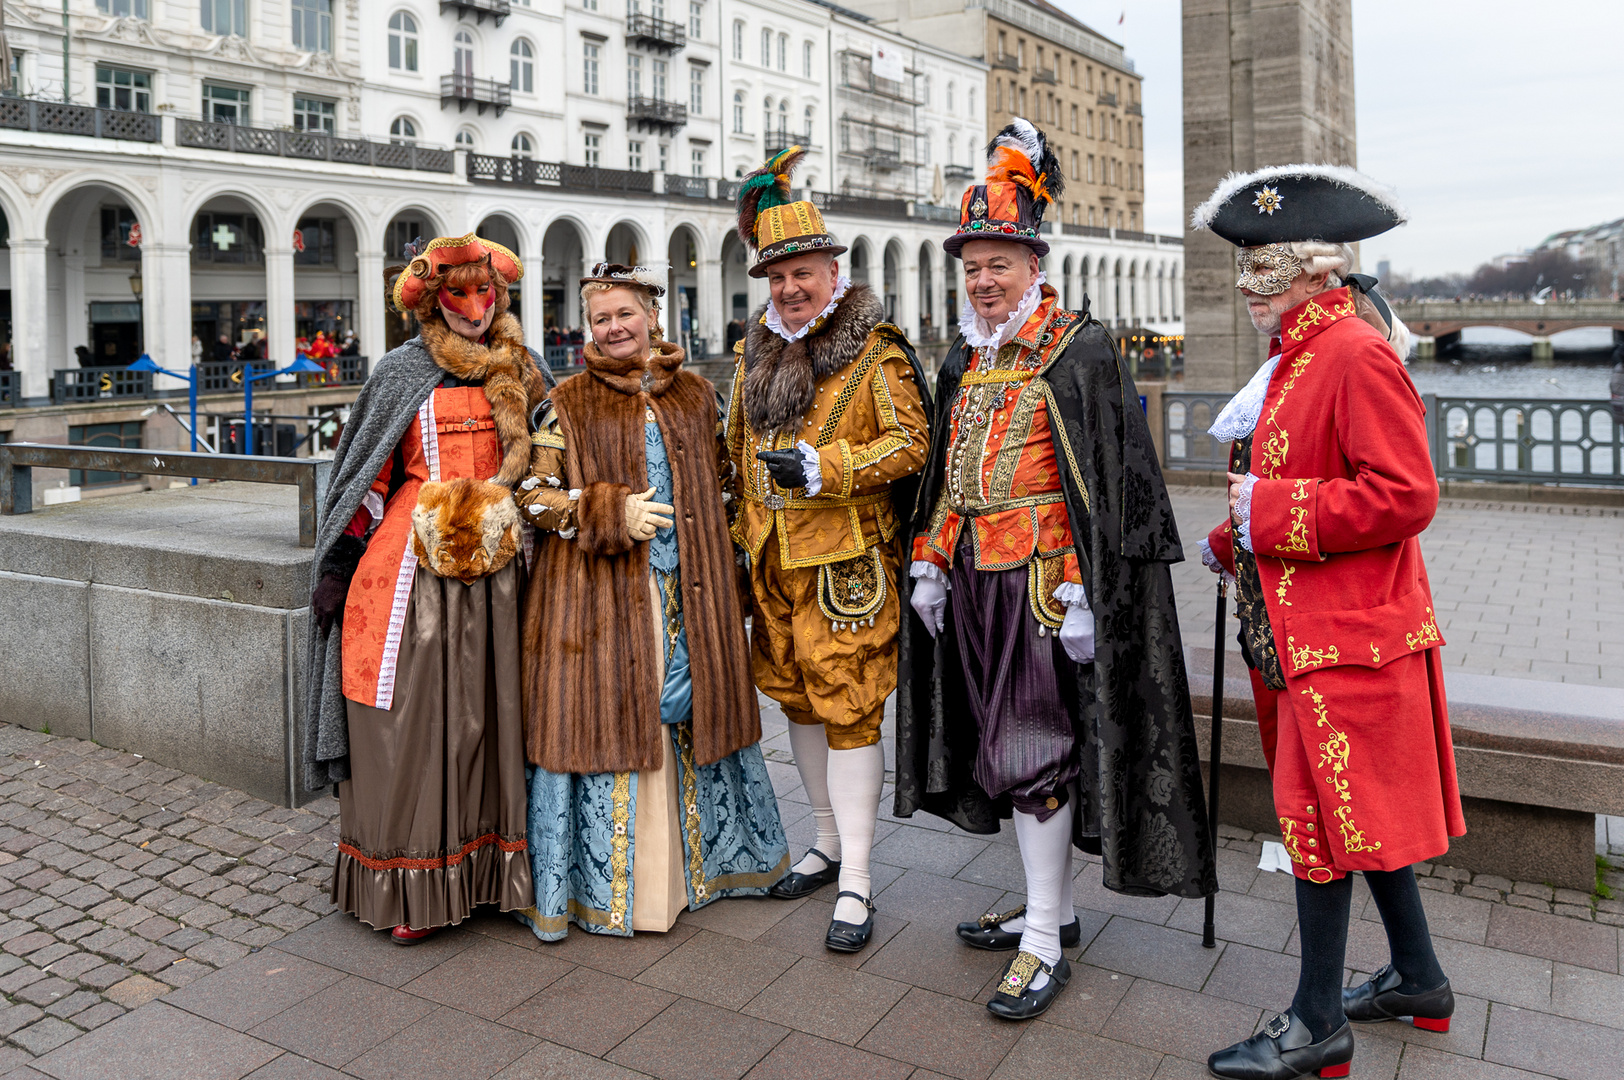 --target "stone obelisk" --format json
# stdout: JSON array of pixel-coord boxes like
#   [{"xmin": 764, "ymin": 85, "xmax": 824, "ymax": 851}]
[{"xmin": 1182, "ymin": 0, "xmax": 1357, "ymax": 391}]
